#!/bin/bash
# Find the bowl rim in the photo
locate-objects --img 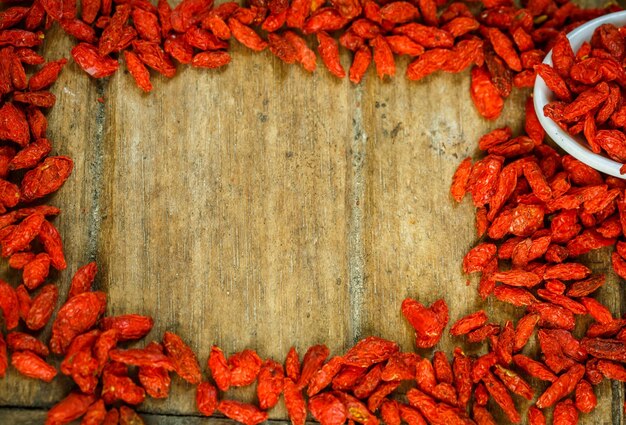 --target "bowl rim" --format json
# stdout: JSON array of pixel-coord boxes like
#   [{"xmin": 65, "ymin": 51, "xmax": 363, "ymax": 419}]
[{"xmin": 533, "ymin": 10, "xmax": 626, "ymax": 179}]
